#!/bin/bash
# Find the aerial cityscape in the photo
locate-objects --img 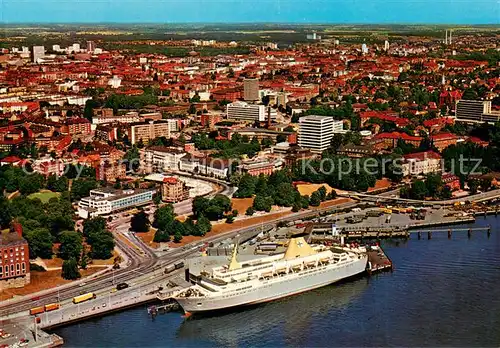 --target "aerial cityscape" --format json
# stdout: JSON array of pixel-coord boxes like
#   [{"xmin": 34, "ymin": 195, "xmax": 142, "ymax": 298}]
[{"xmin": 0, "ymin": 0, "xmax": 499, "ymax": 347}]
